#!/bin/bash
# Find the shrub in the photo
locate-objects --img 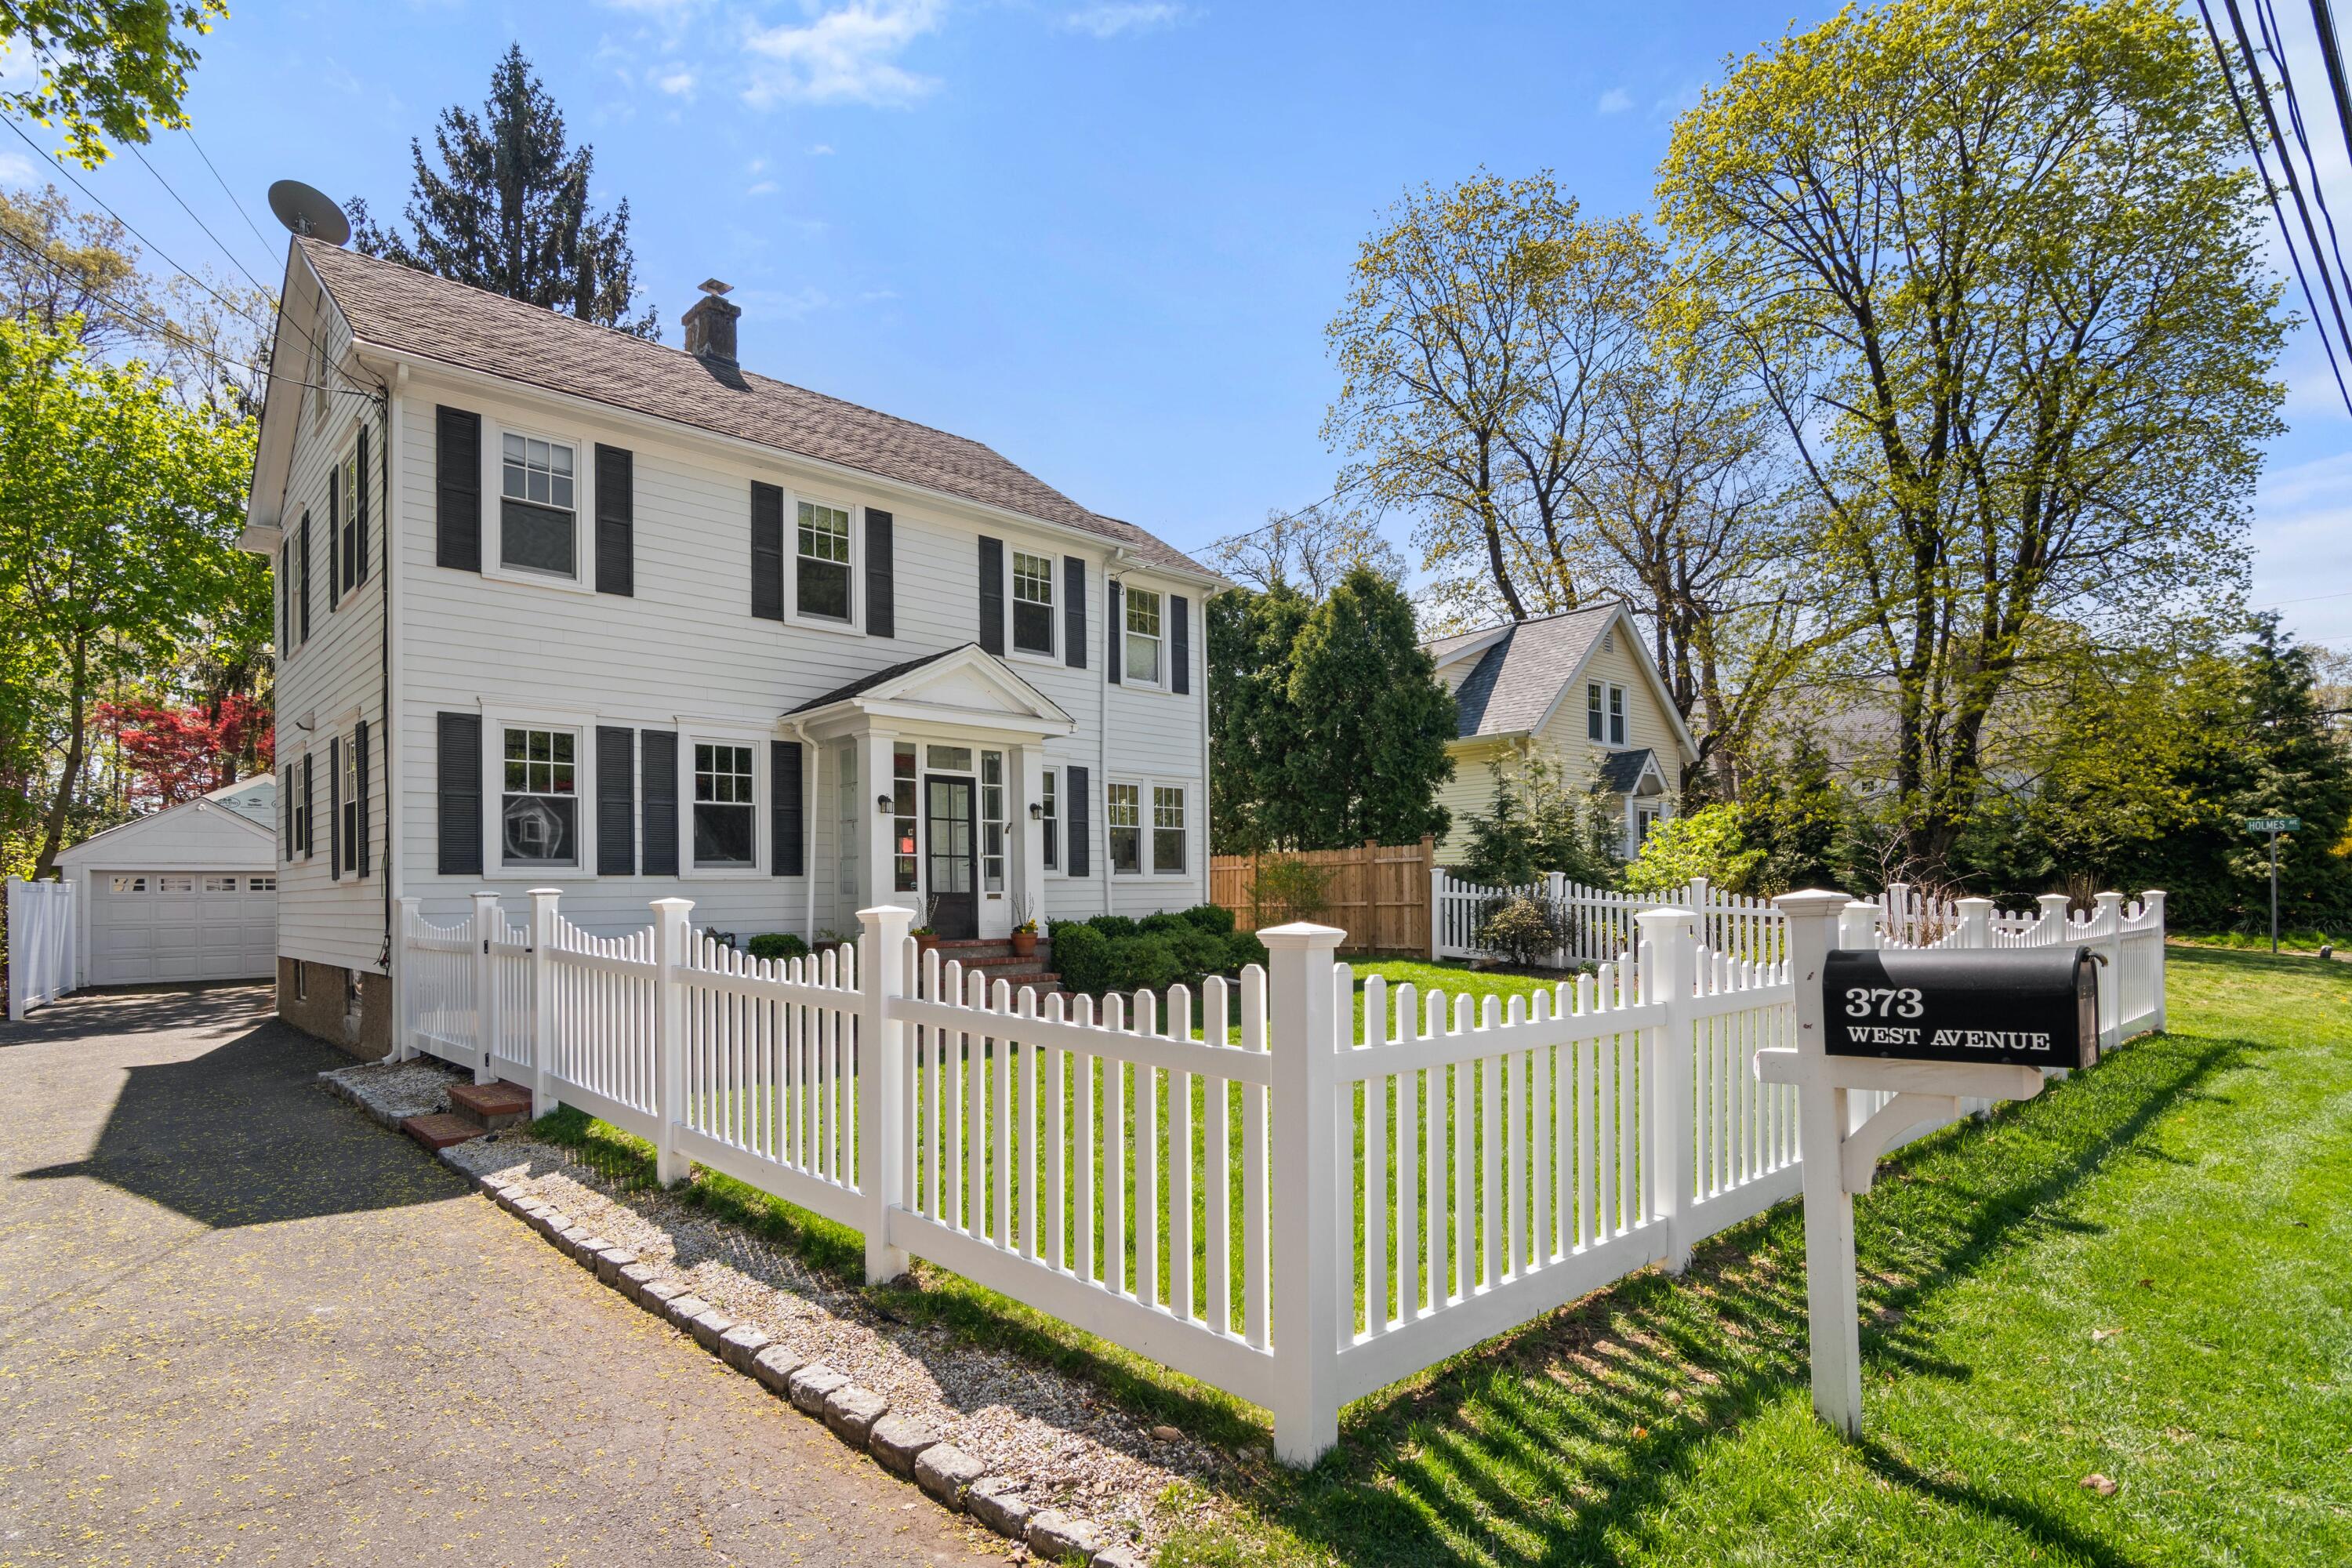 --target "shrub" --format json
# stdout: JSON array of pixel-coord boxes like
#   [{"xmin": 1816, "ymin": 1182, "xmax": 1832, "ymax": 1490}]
[
  {"xmin": 1250, "ymin": 857, "xmax": 1331, "ymax": 924},
  {"xmin": 1181, "ymin": 902, "xmax": 1236, "ymax": 935},
  {"xmin": 1624, "ymin": 802, "xmax": 1764, "ymax": 895},
  {"xmin": 746, "ymin": 932, "xmax": 810, "ymax": 961},
  {"xmin": 1477, "ymin": 895, "xmax": 1566, "ymax": 967},
  {"xmin": 1138, "ymin": 911, "xmax": 1190, "ymax": 936},
  {"xmin": 1050, "ymin": 922, "xmax": 1114, "ymax": 994},
  {"xmin": 1089, "ymin": 914, "xmax": 1139, "ymax": 942},
  {"xmin": 1116, "ymin": 934, "xmax": 1182, "ymax": 994},
  {"xmin": 1168, "ymin": 924, "xmax": 1228, "ymax": 981},
  {"xmin": 1225, "ymin": 931, "xmax": 1269, "ymax": 973}
]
